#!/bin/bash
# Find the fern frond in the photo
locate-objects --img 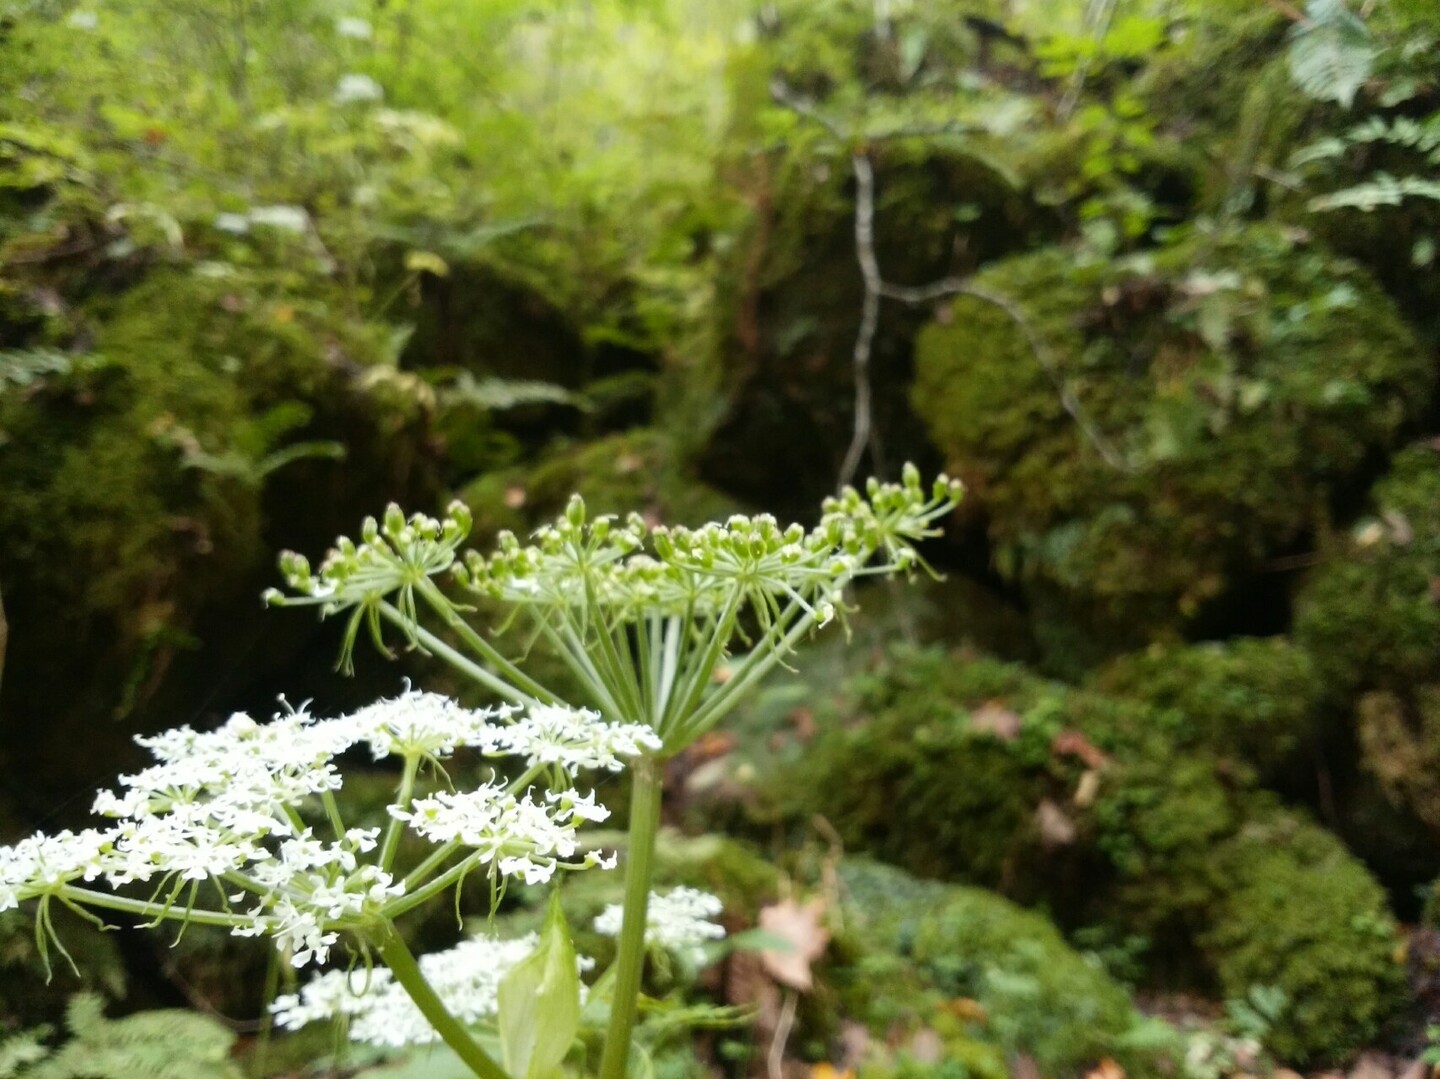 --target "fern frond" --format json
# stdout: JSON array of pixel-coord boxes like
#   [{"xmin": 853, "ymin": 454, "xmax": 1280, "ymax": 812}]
[
  {"xmin": 441, "ymin": 372, "xmax": 589, "ymax": 412},
  {"xmin": 1287, "ymin": 0, "xmax": 1375, "ymax": 108},
  {"xmin": 12, "ymin": 994, "xmax": 241, "ymax": 1079},
  {"xmin": 1308, "ymin": 172, "xmax": 1440, "ymax": 211},
  {"xmin": 0, "ymin": 349, "xmax": 107, "ymax": 391}
]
